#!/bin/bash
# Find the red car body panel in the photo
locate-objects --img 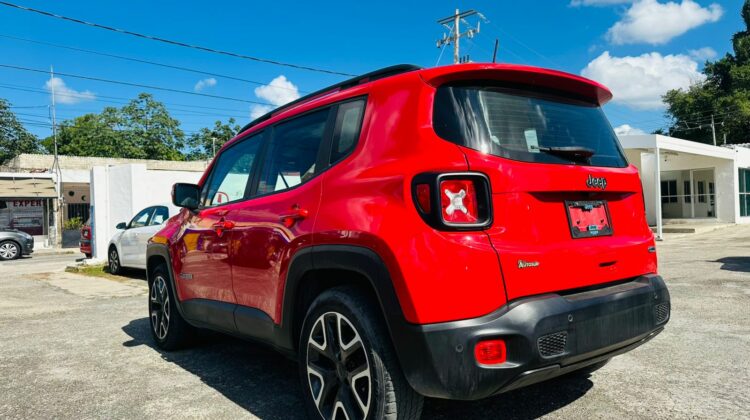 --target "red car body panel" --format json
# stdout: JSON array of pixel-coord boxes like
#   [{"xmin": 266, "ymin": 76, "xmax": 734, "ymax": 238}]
[{"xmin": 153, "ymin": 63, "xmax": 657, "ymax": 326}]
